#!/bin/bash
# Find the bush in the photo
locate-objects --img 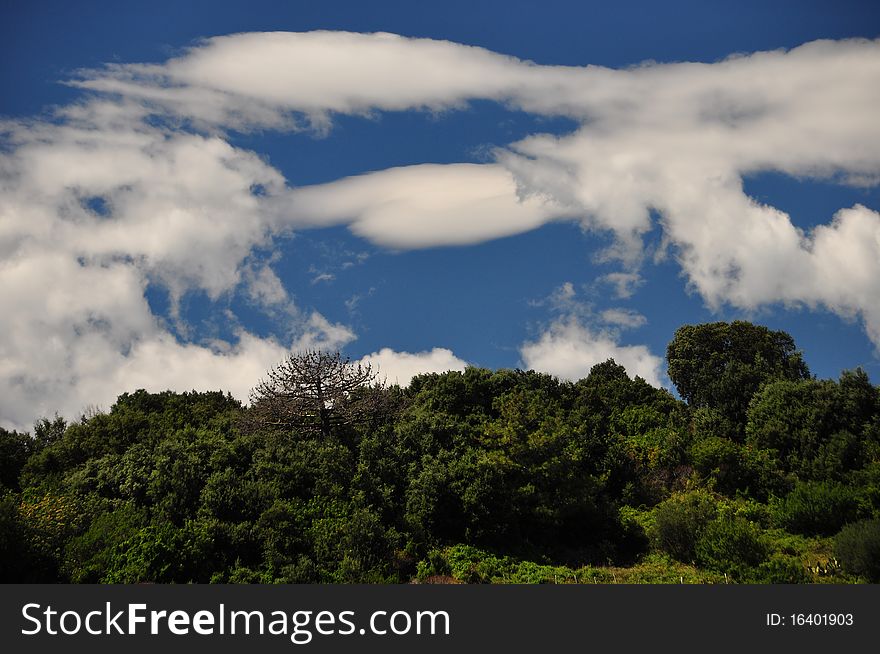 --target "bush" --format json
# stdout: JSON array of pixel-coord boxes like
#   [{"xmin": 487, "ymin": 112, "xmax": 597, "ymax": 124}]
[
  {"xmin": 834, "ymin": 519, "xmax": 880, "ymax": 582},
  {"xmin": 691, "ymin": 436, "xmax": 783, "ymax": 499},
  {"xmin": 103, "ymin": 525, "xmax": 181, "ymax": 583},
  {"xmin": 444, "ymin": 544, "xmax": 510, "ymax": 583},
  {"xmin": 691, "ymin": 436, "xmax": 744, "ymax": 493},
  {"xmin": 422, "ymin": 544, "xmax": 583, "ymax": 584},
  {"xmin": 652, "ymin": 491, "xmax": 718, "ymax": 563},
  {"xmin": 416, "ymin": 548, "xmax": 453, "ymax": 581},
  {"xmin": 695, "ymin": 516, "xmax": 769, "ymax": 580},
  {"xmin": 775, "ymin": 481, "xmax": 861, "ymax": 536},
  {"xmin": 63, "ymin": 503, "xmax": 148, "ymax": 582},
  {"xmin": 753, "ymin": 554, "xmax": 812, "ymax": 584},
  {"xmin": 221, "ymin": 564, "xmax": 264, "ymax": 584}
]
